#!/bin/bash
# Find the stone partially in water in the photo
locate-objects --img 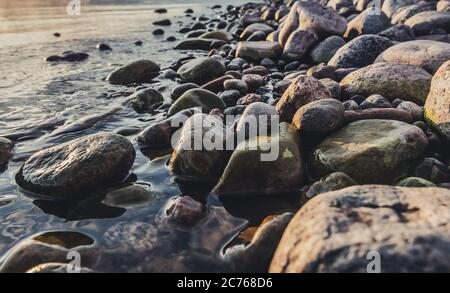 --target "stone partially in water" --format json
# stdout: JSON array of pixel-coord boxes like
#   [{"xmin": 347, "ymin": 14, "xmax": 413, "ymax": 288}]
[
  {"xmin": 174, "ymin": 38, "xmax": 216, "ymax": 50},
  {"xmin": 106, "ymin": 60, "xmax": 160, "ymax": 85},
  {"xmin": 340, "ymin": 62, "xmax": 432, "ymax": 104},
  {"xmin": 302, "ymin": 172, "xmax": 357, "ymax": 203},
  {"xmin": 171, "ymin": 83, "xmax": 198, "ymax": 102},
  {"xmin": 46, "ymin": 51, "xmax": 89, "ymax": 62},
  {"xmin": 0, "ymin": 137, "xmax": 14, "ymax": 168},
  {"xmin": 270, "ymin": 185, "xmax": 450, "ymax": 273},
  {"xmin": 16, "ymin": 132, "xmax": 136, "ymax": 197},
  {"xmin": 307, "ymin": 119, "xmax": 428, "ymax": 184},
  {"xmin": 199, "ymin": 30, "xmax": 233, "ymax": 42},
  {"xmin": 213, "ymin": 123, "xmax": 305, "ymax": 197},
  {"xmin": 165, "ymin": 196, "xmax": 205, "ymax": 226},
  {"xmin": 292, "ymin": 99, "xmax": 344, "ymax": 133},
  {"xmin": 275, "ymin": 75, "xmax": 333, "ymax": 122},
  {"xmin": 235, "ymin": 41, "xmax": 283, "ymax": 62},
  {"xmin": 424, "ymin": 60, "xmax": 450, "ymax": 141},
  {"xmin": 167, "ymin": 88, "xmax": 226, "ymax": 116},
  {"xmin": 103, "ymin": 184, "xmax": 157, "ymax": 208},
  {"xmin": 177, "ymin": 57, "xmax": 226, "ymax": 85},
  {"xmin": 129, "ymin": 88, "xmax": 164, "ymax": 113}
]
